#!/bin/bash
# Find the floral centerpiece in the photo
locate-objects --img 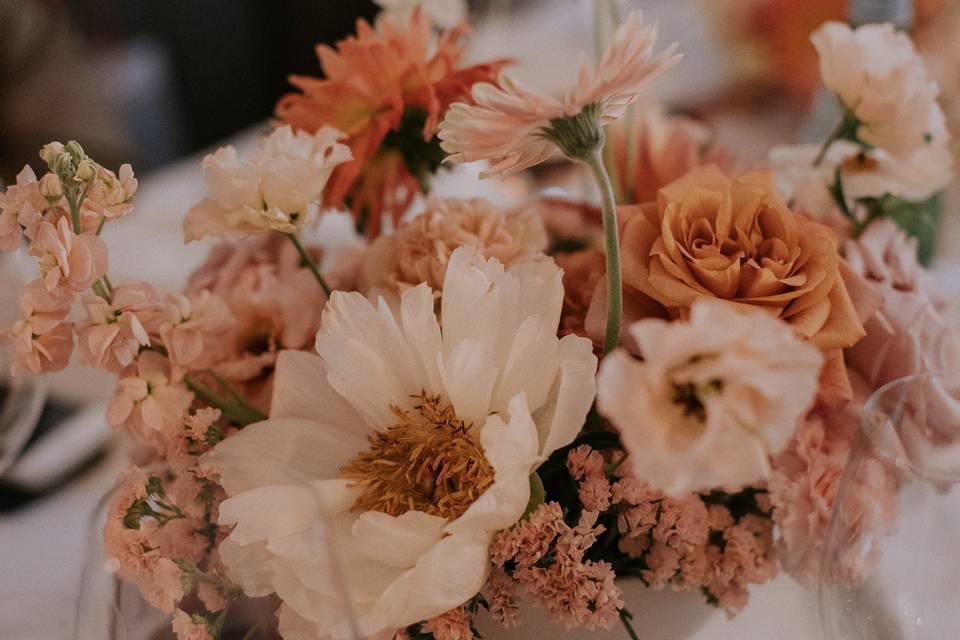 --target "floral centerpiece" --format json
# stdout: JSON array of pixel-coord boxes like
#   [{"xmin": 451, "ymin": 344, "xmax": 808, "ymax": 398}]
[{"xmin": 1, "ymin": 5, "xmax": 958, "ymax": 640}]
